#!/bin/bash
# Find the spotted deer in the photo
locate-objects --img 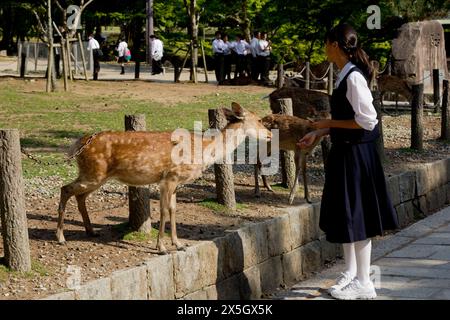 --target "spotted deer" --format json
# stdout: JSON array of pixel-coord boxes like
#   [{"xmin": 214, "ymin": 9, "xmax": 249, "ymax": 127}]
[
  {"xmin": 57, "ymin": 103, "xmax": 272, "ymax": 254},
  {"xmin": 255, "ymin": 114, "xmax": 323, "ymax": 204}
]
